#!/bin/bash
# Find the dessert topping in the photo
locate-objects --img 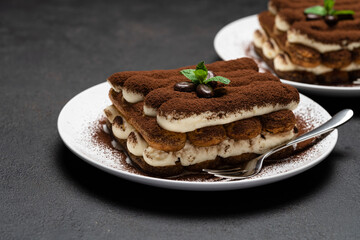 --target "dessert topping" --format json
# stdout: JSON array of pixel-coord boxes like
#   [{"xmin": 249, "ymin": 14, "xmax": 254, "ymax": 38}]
[
  {"xmin": 213, "ymin": 87, "xmax": 227, "ymax": 97},
  {"xmin": 324, "ymin": 15, "xmax": 338, "ymax": 26},
  {"xmin": 174, "ymin": 82, "xmax": 196, "ymax": 92},
  {"xmin": 304, "ymin": 0, "xmax": 354, "ymax": 26},
  {"xmin": 177, "ymin": 61, "xmax": 230, "ymax": 98},
  {"xmin": 306, "ymin": 13, "xmax": 323, "ymax": 21},
  {"xmin": 196, "ymin": 84, "xmax": 214, "ymax": 98}
]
